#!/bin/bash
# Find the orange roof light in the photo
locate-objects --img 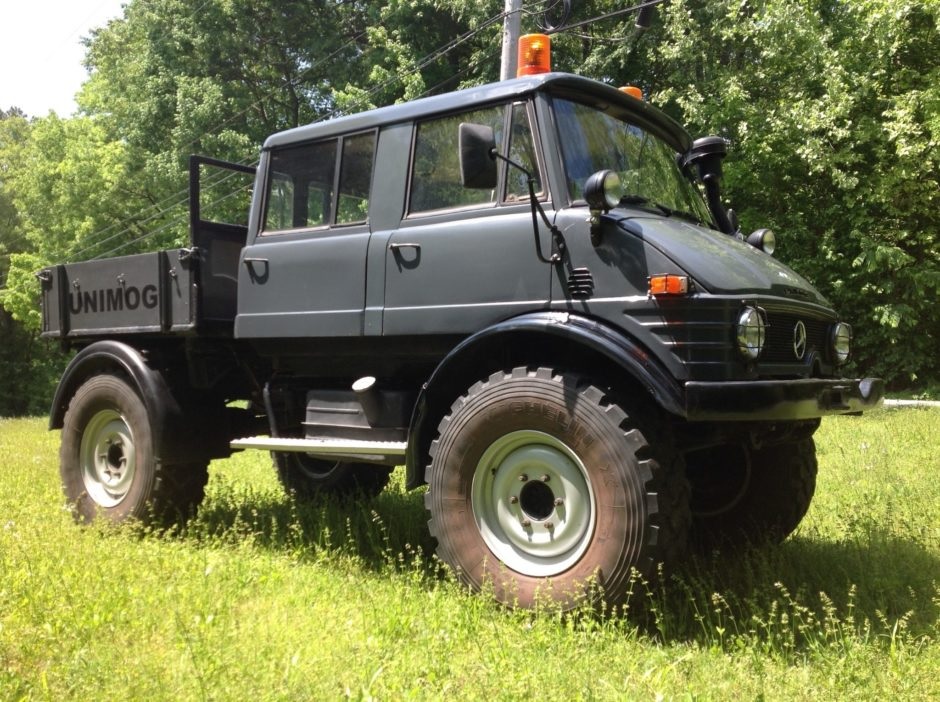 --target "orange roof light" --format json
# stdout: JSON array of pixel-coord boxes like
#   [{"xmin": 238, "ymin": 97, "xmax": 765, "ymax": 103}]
[
  {"xmin": 649, "ymin": 274, "xmax": 690, "ymax": 297},
  {"xmin": 517, "ymin": 34, "xmax": 551, "ymax": 77},
  {"xmin": 620, "ymin": 85, "xmax": 643, "ymax": 100}
]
